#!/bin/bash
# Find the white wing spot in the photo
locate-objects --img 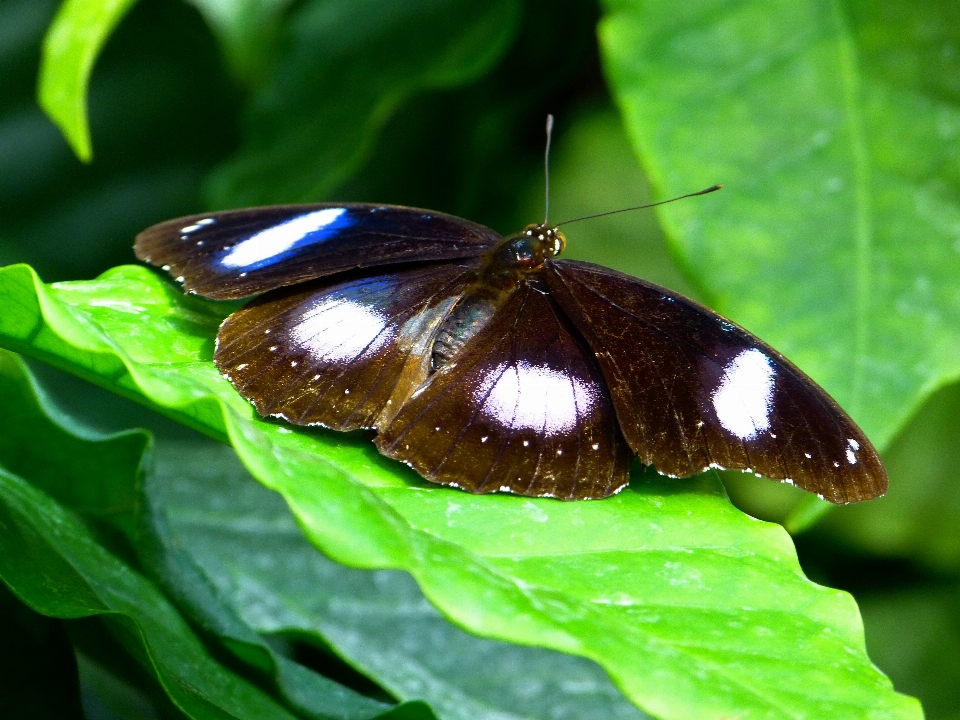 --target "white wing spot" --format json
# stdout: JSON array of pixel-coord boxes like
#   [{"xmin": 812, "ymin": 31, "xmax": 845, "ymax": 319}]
[
  {"xmin": 478, "ymin": 361, "xmax": 595, "ymax": 434},
  {"xmin": 291, "ymin": 295, "xmax": 391, "ymax": 363},
  {"xmin": 712, "ymin": 349, "xmax": 775, "ymax": 440}
]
